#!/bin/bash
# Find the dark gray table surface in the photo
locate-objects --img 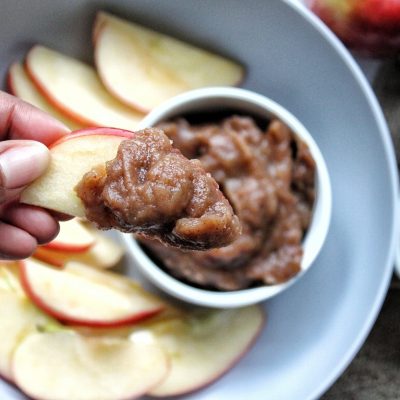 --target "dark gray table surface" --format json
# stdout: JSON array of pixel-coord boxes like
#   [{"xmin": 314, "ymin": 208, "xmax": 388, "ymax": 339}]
[
  {"xmin": 323, "ymin": 281, "xmax": 400, "ymax": 400},
  {"xmin": 322, "ymin": 59, "xmax": 400, "ymax": 400}
]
